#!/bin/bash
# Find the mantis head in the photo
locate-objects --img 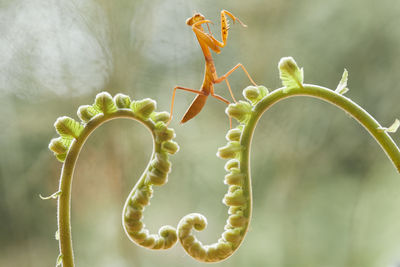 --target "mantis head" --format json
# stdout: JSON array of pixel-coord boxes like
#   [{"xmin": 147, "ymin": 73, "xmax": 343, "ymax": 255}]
[{"xmin": 186, "ymin": 13, "xmax": 205, "ymax": 26}]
